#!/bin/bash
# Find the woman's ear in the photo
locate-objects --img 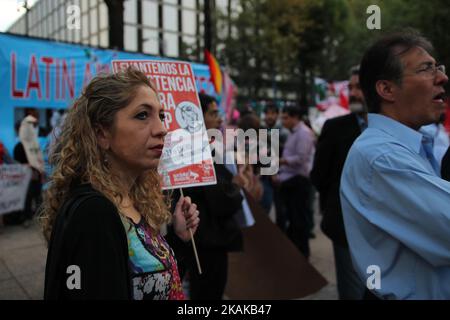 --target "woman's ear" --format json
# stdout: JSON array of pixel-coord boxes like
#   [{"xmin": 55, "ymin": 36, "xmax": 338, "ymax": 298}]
[
  {"xmin": 95, "ymin": 125, "xmax": 111, "ymax": 150},
  {"xmin": 375, "ymin": 80, "xmax": 397, "ymax": 103}
]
